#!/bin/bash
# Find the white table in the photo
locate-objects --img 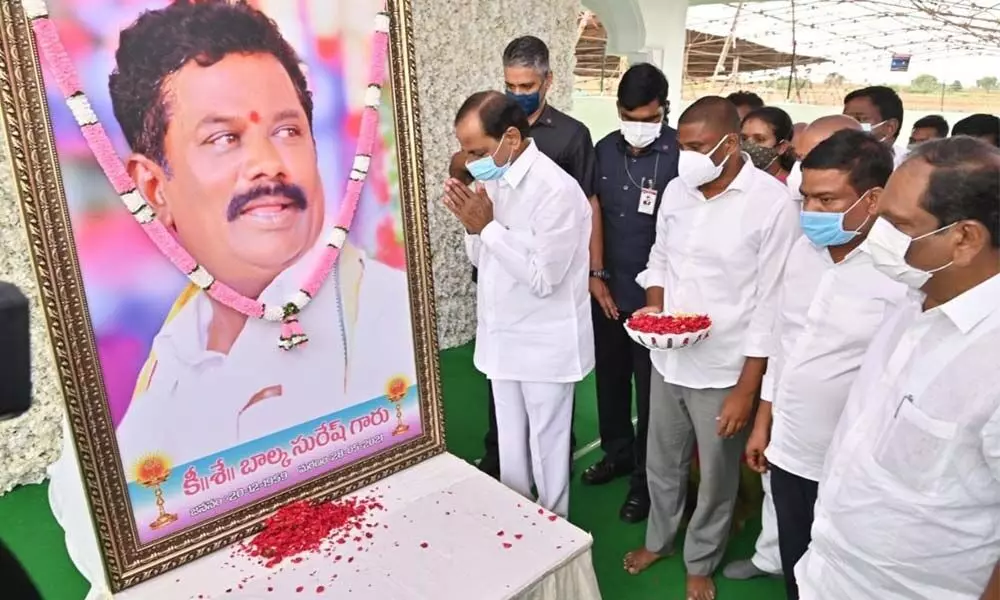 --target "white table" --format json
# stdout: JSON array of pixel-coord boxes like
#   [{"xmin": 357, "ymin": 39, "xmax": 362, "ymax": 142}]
[{"xmin": 49, "ymin": 436, "xmax": 602, "ymax": 600}]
